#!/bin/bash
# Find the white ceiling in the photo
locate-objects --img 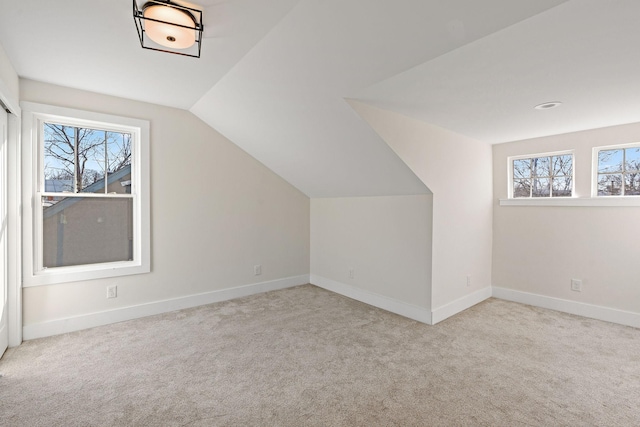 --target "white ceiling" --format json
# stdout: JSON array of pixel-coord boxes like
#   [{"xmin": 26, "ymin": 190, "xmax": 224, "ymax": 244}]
[
  {"xmin": 355, "ymin": 0, "xmax": 640, "ymax": 144},
  {"xmin": 1, "ymin": 0, "xmax": 638, "ymax": 197},
  {"xmin": 0, "ymin": 0, "xmax": 299, "ymax": 109}
]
